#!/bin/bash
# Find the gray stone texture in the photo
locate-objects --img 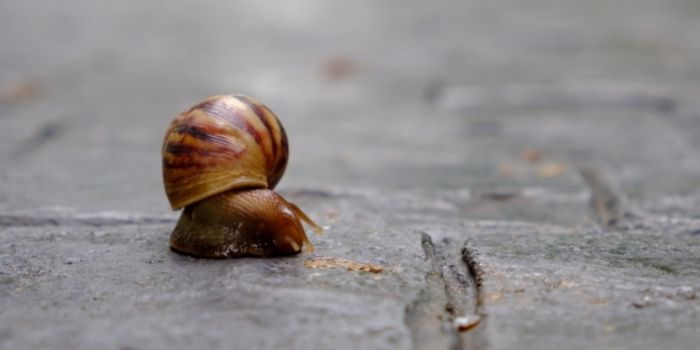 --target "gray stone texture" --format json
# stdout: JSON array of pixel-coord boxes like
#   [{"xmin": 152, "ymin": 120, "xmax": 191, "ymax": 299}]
[{"xmin": 1, "ymin": 0, "xmax": 700, "ymax": 349}]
